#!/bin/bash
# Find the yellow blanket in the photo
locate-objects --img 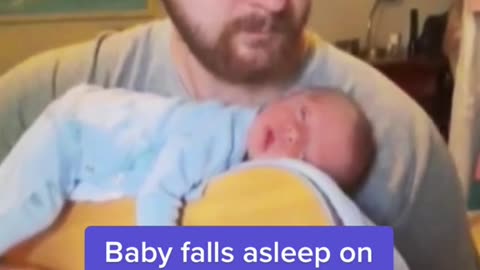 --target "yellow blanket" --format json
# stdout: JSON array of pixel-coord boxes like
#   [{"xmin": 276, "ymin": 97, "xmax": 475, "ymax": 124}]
[{"xmin": 4, "ymin": 167, "xmax": 334, "ymax": 270}]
